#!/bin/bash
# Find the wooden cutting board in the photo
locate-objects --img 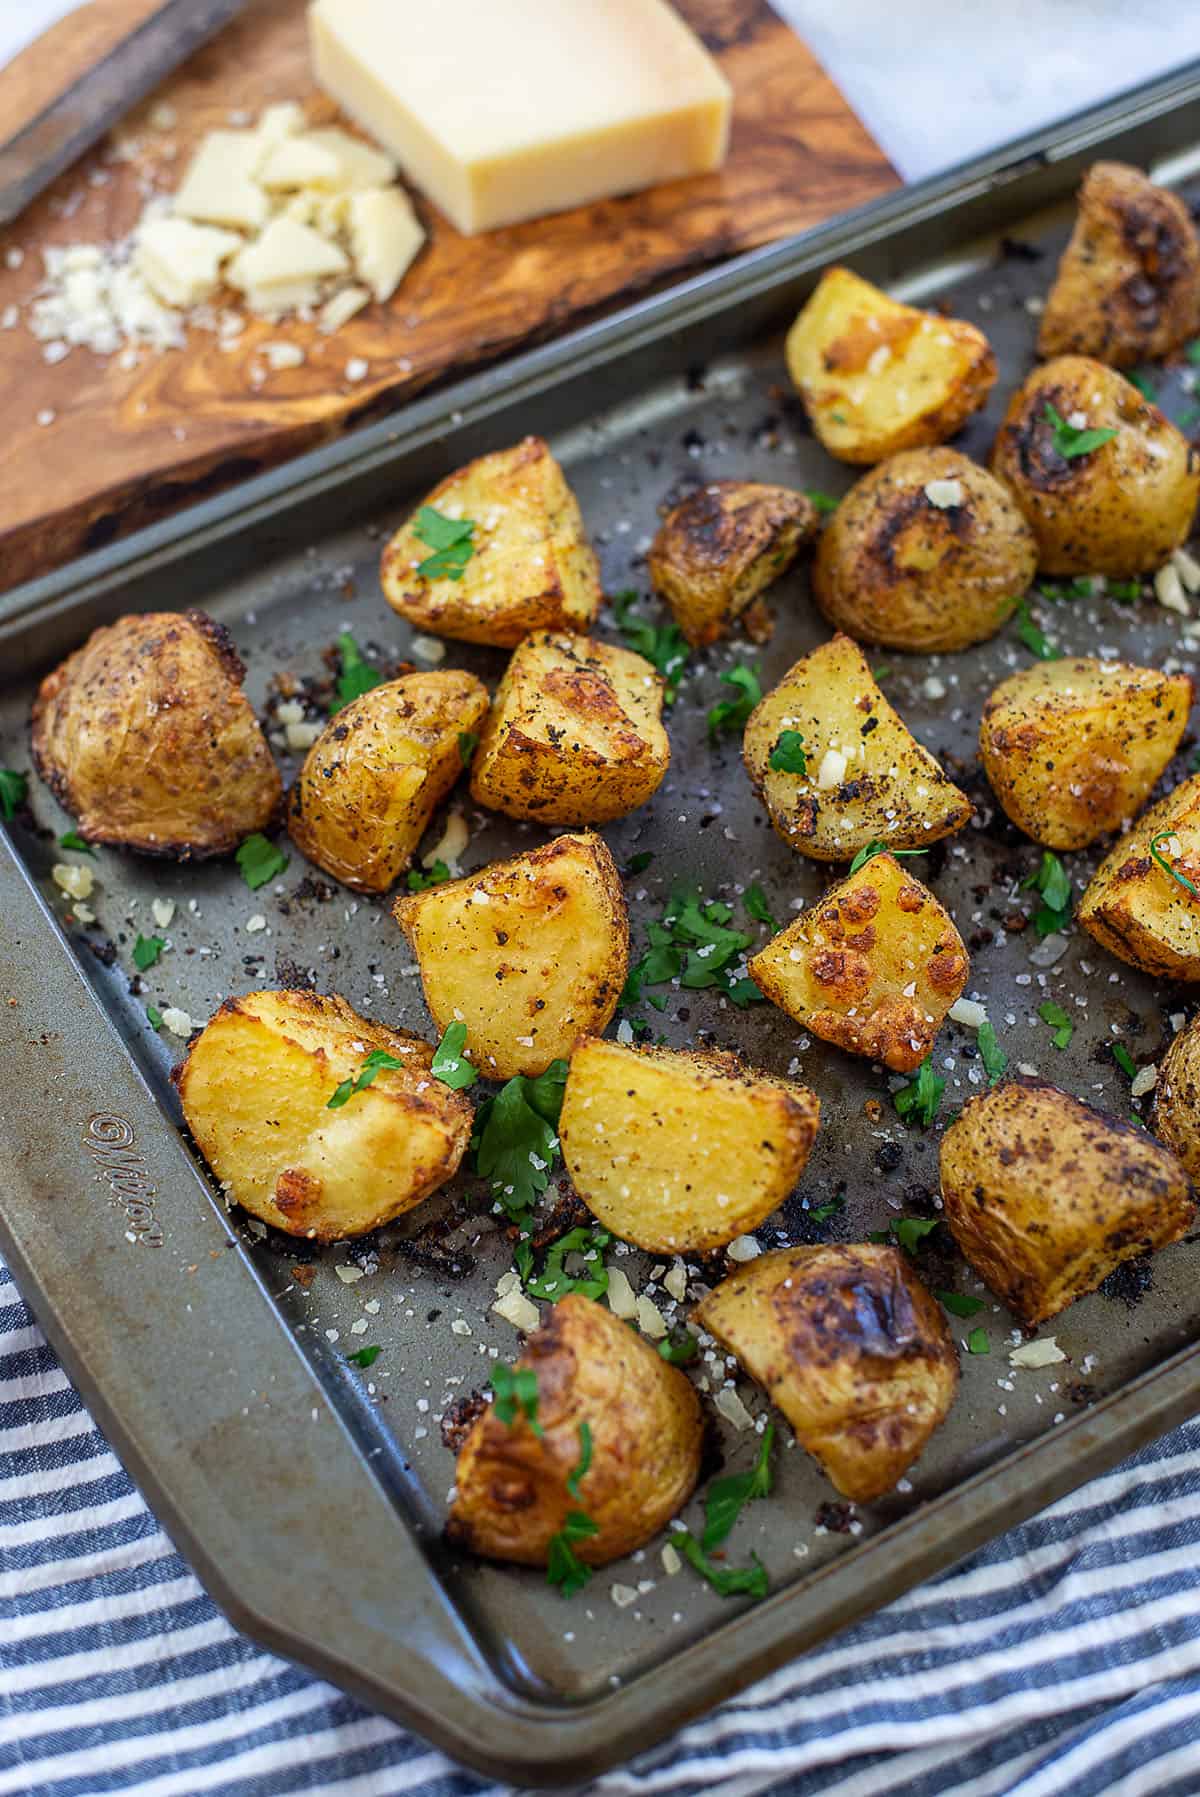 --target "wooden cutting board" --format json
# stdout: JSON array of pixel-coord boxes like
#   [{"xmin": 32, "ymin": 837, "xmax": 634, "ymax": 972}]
[{"xmin": 0, "ymin": 0, "xmax": 896, "ymax": 591}]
